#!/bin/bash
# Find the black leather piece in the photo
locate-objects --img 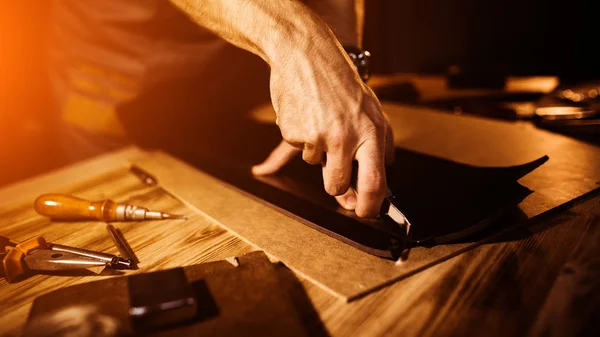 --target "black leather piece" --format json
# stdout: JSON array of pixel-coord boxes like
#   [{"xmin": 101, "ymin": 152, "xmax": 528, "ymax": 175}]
[
  {"xmin": 119, "ymin": 80, "xmax": 548, "ymax": 258},
  {"xmin": 163, "ymin": 122, "xmax": 547, "ymax": 259}
]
